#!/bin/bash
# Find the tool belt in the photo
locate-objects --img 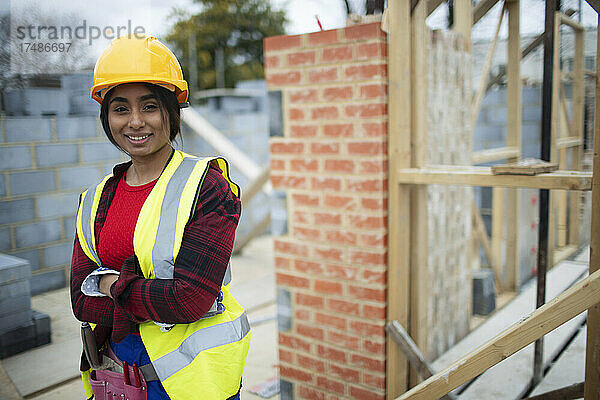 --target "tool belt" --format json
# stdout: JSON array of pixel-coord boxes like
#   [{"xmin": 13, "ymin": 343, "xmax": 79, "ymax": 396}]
[{"xmin": 81, "ymin": 322, "xmax": 159, "ymax": 400}]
